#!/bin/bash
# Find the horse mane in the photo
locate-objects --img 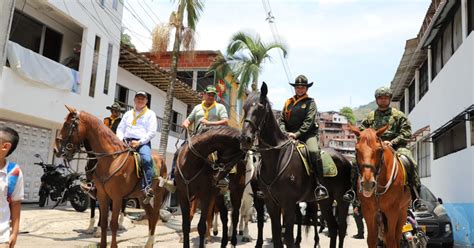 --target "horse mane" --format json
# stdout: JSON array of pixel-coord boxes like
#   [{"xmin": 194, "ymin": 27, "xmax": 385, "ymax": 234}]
[
  {"xmin": 194, "ymin": 126, "xmax": 241, "ymax": 142},
  {"xmin": 79, "ymin": 111, "xmax": 126, "ymax": 149}
]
